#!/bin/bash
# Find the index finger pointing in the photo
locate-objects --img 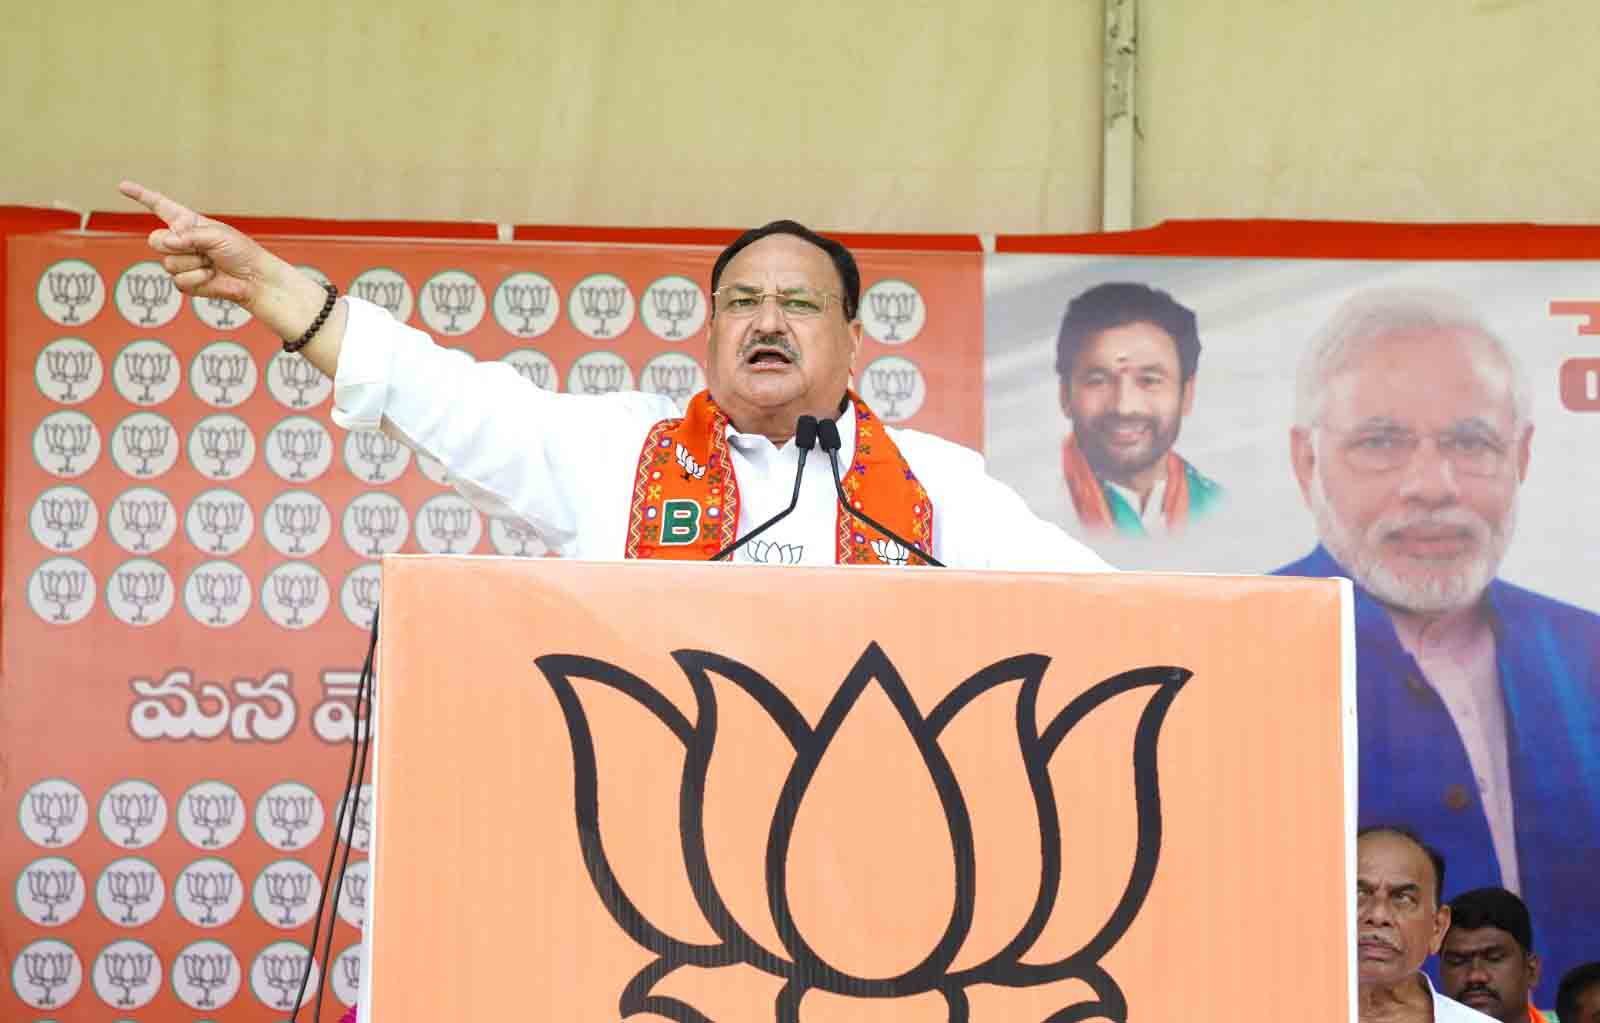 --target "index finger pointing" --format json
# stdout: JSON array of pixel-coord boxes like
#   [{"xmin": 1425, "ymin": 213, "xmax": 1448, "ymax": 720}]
[{"xmin": 118, "ymin": 180, "xmax": 198, "ymax": 233}]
